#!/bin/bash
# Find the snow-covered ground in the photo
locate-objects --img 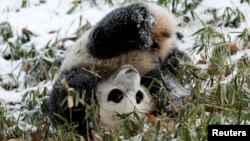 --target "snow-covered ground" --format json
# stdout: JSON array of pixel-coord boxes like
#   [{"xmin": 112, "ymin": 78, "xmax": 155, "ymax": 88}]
[{"xmin": 0, "ymin": 0, "xmax": 116, "ymax": 103}]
